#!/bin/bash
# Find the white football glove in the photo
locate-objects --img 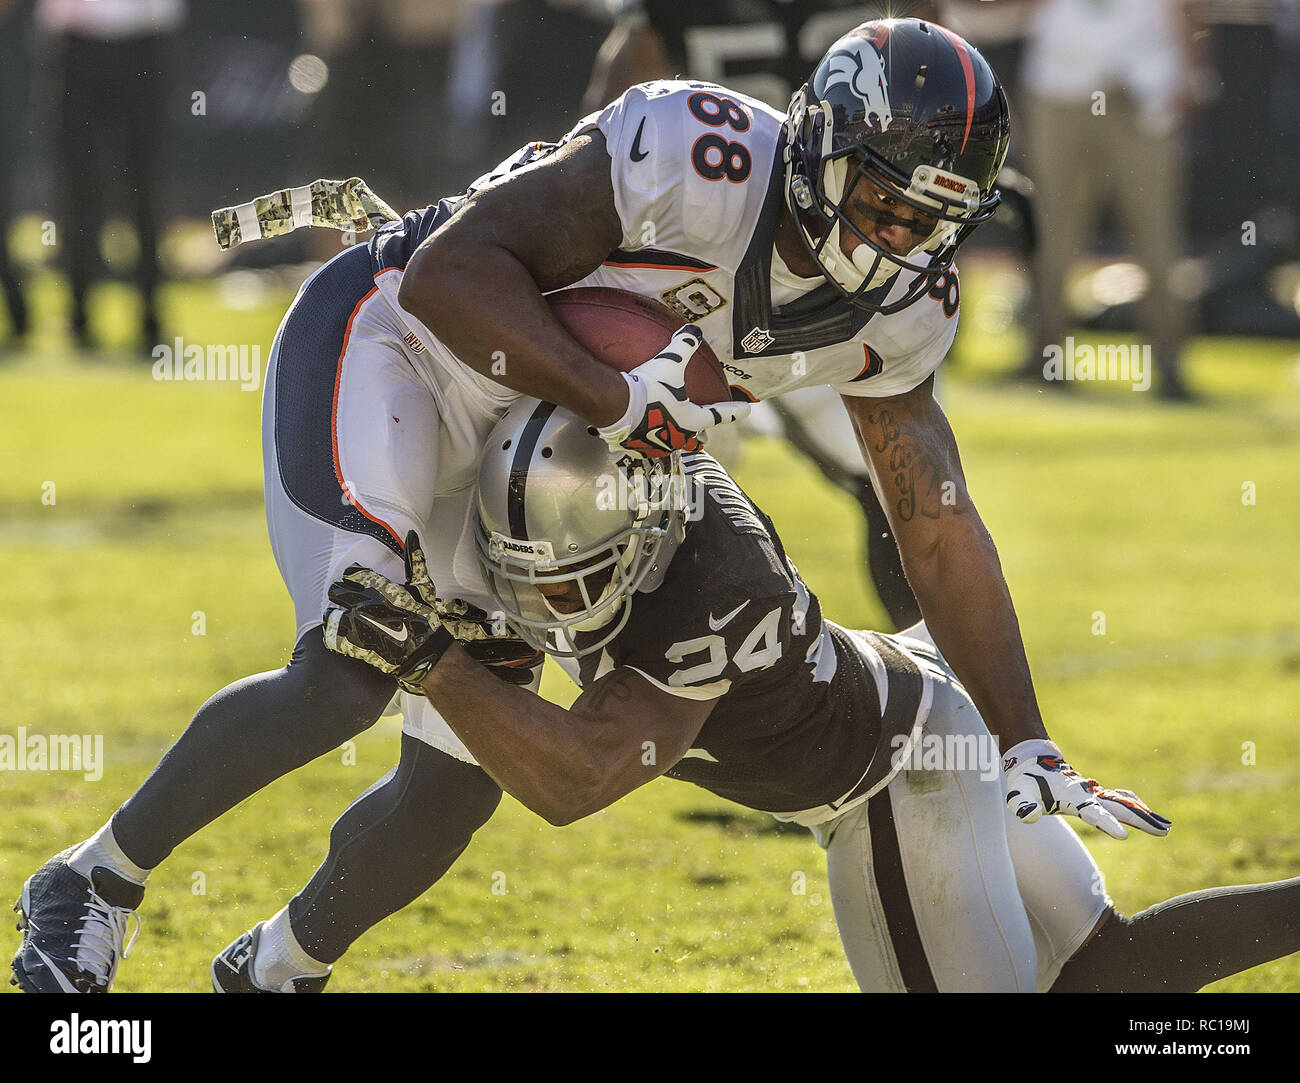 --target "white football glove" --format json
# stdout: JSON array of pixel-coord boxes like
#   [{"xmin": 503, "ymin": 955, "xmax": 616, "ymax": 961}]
[
  {"xmin": 596, "ymin": 324, "xmax": 749, "ymax": 458},
  {"xmin": 1002, "ymin": 739, "xmax": 1172, "ymax": 840}
]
